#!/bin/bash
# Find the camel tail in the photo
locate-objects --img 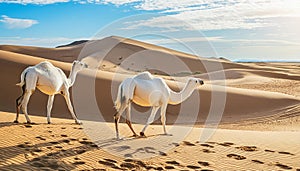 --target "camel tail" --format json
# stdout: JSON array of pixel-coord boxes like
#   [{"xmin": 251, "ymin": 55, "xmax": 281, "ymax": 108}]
[
  {"xmin": 16, "ymin": 69, "xmax": 28, "ymax": 87},
  {"xmin": 114, "ymin": 83, "xmax": 124, "ymax": 111}
]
